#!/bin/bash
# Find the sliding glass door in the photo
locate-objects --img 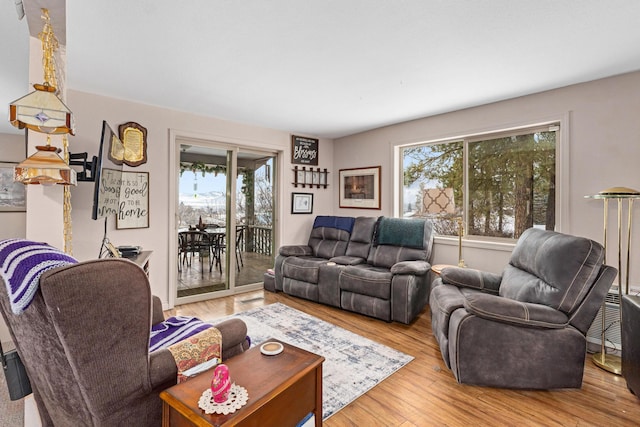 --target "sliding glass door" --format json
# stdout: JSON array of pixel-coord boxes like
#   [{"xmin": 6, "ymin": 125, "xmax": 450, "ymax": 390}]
[
  {"xmin": 176, "ymin": 141, "xmax": 276, "ymax": 304},
  {"xmin": 235, "ymin": 149, "xmax": 276, "ymax": 287}
]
